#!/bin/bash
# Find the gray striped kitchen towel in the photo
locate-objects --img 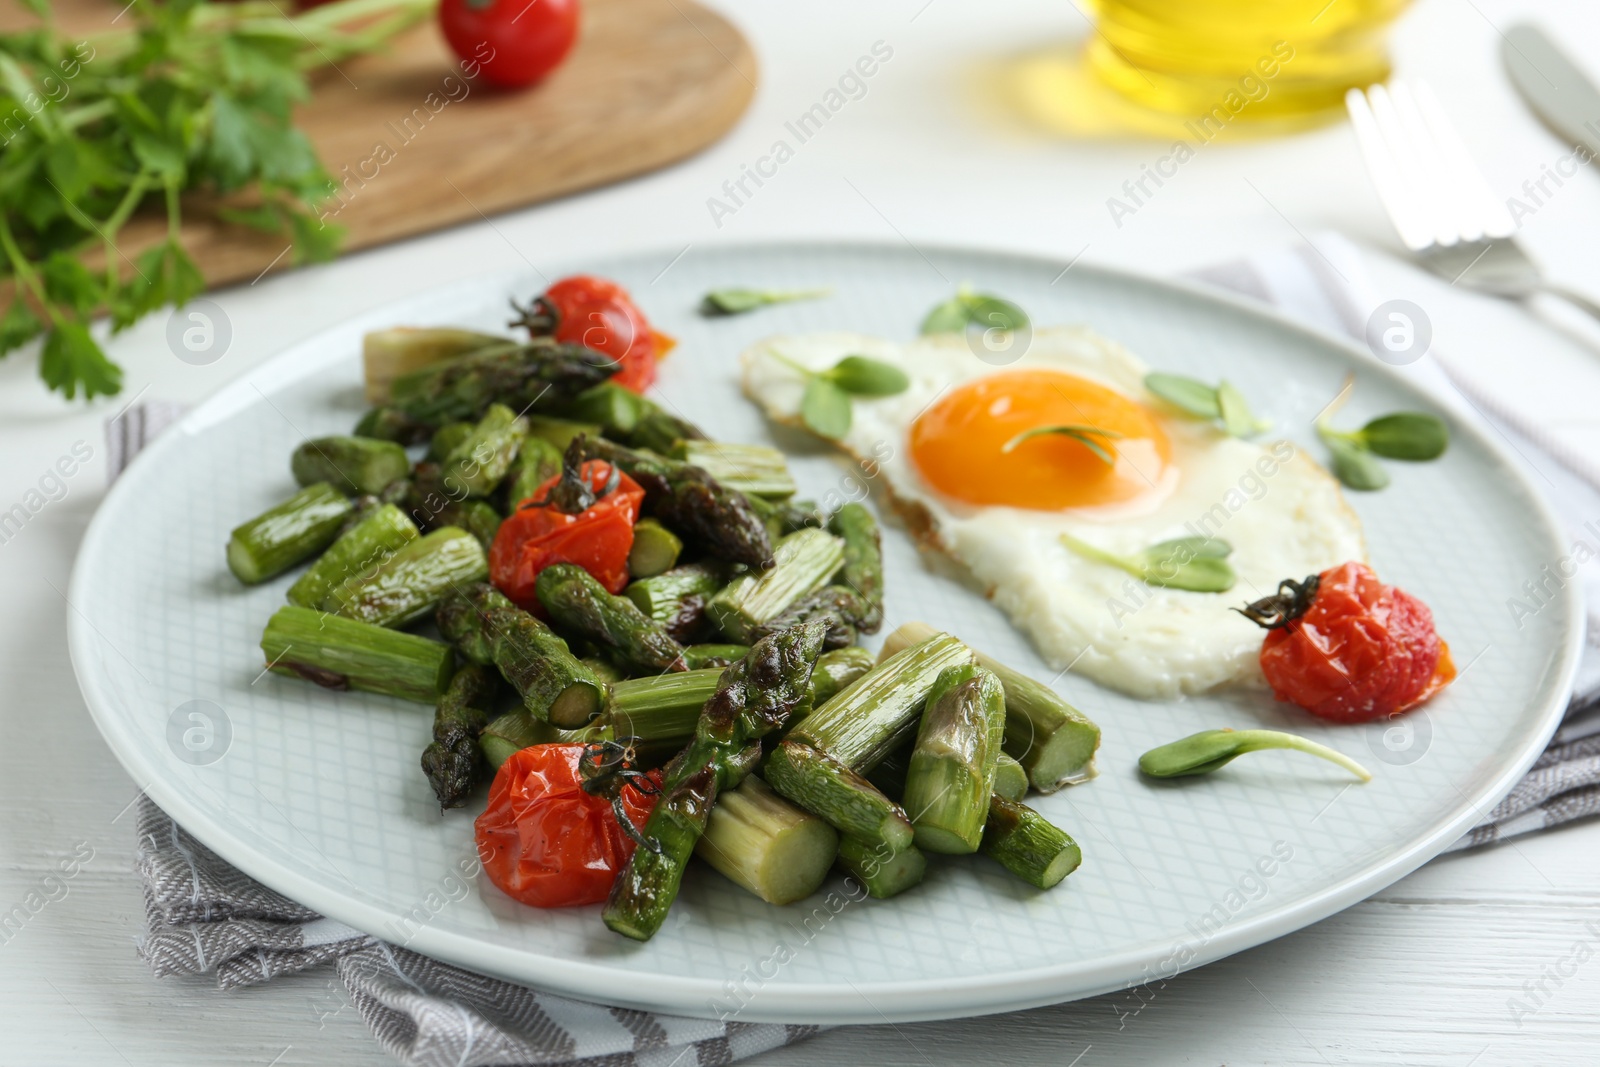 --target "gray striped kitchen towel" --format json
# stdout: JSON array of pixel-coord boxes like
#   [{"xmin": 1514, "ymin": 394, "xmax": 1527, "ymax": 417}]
[{"xmin": 119, "ymin": 236, "xmax": 1600, "ymax": 1067}]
